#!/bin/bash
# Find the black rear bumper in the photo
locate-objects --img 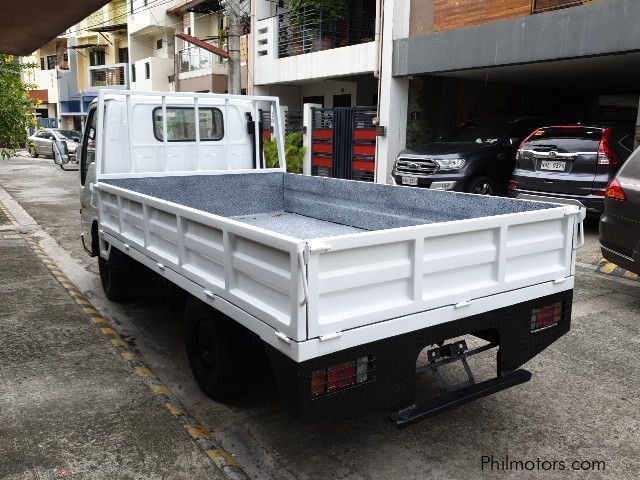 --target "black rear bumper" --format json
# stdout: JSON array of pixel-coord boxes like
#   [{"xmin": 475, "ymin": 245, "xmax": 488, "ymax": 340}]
[{"xmin": 265, "ymin": 290, "xmax": 573, "ymax": 420}]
